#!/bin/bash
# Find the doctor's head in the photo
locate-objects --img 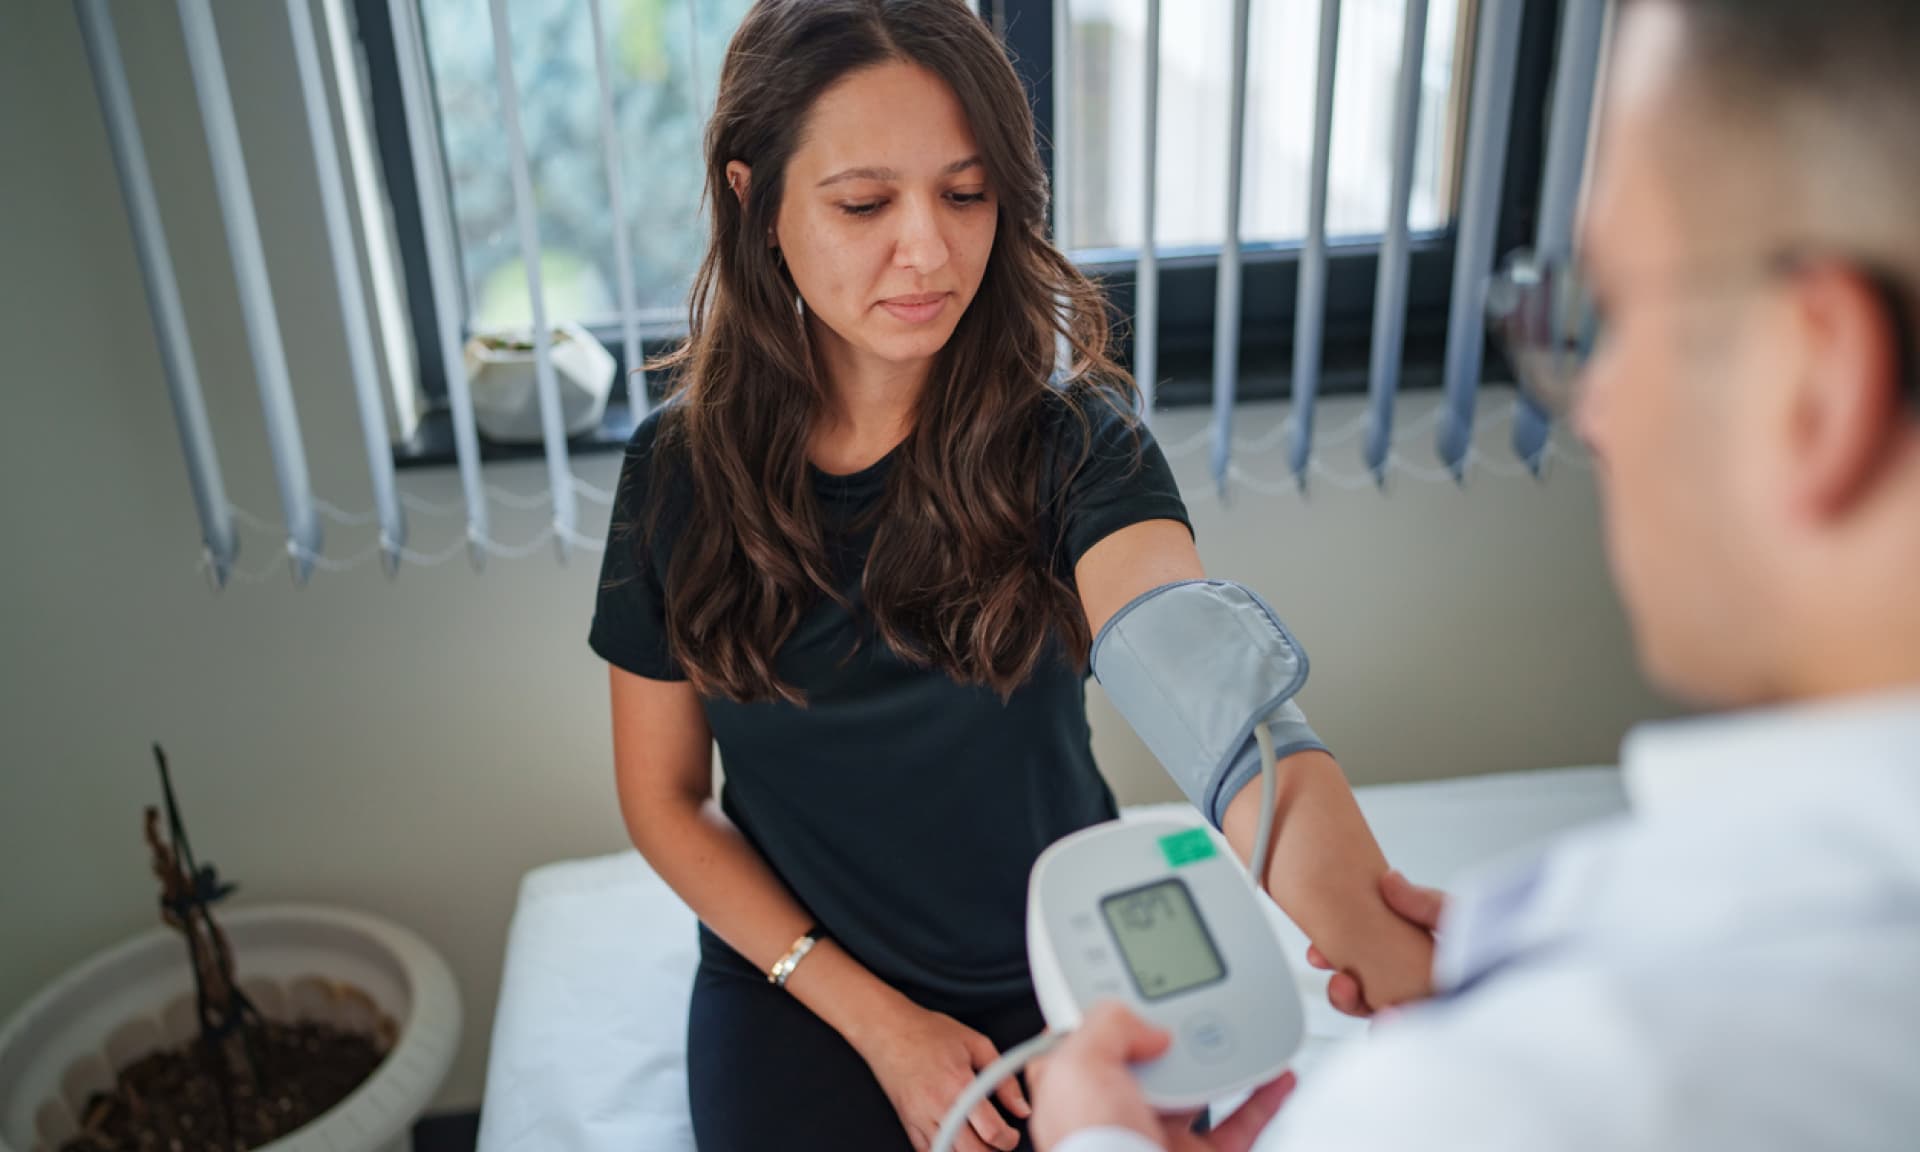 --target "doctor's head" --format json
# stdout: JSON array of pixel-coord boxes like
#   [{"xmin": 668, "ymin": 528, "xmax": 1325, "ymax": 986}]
[{"xmin": 1538, "ymin": 0, "xmax": 1920, "ymax": 708}]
